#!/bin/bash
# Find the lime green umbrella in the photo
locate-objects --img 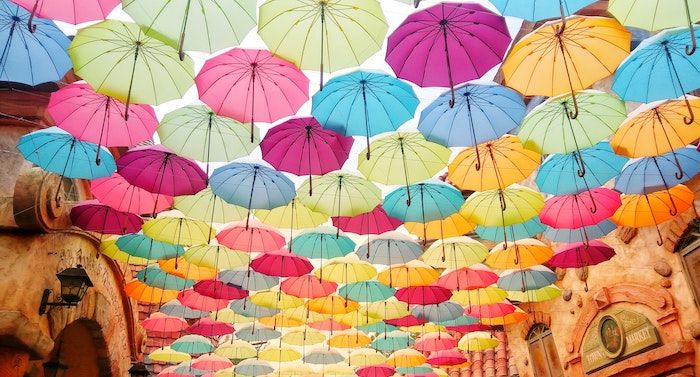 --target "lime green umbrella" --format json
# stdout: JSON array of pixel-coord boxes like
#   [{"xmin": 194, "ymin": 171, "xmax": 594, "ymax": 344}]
[
  {"xmin": 298, "ymin": 172, "xmax": 382, "ymax": 218},
  {"xmin": 358, "ymin": 132, "xmax": 450, "ymax": 205},
  {"xmin": 123, "ymin": 0, "xmax": 256, "ymax": 59},
  {"xmin": 258, "ymin": 0, "xmax": 388, "ymax": 89},
  {"xmin": 174, "ymin": 188, "xmax": 248, "ymax": 224},
  {"xmin": 460, "ymin": 185, "xmax": 544, "ymax": 227},
  {"xmin": 68, "ymin": 20, "xmax": 193, "ymax": 117},
  {"xmin": 255, "ymin": 198, "xmax": 328, "ymax": 230}
]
